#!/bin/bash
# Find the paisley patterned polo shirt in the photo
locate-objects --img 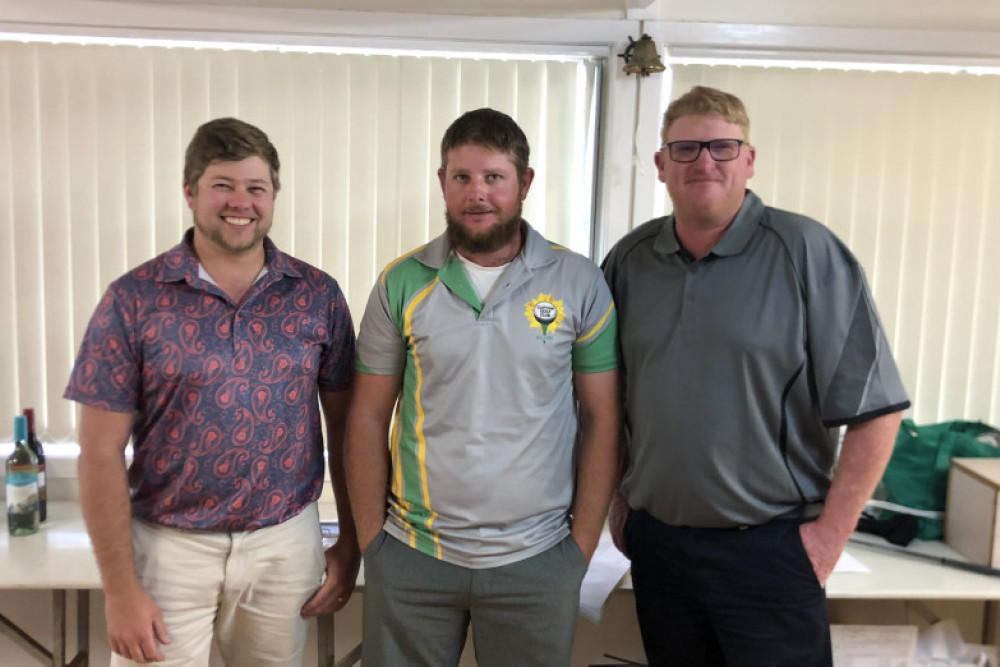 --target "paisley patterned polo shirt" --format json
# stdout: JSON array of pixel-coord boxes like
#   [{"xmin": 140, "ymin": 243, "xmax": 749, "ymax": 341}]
[{"xmin": 65, "ymin": 229, "xmax": 355, "ymax": 531}]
